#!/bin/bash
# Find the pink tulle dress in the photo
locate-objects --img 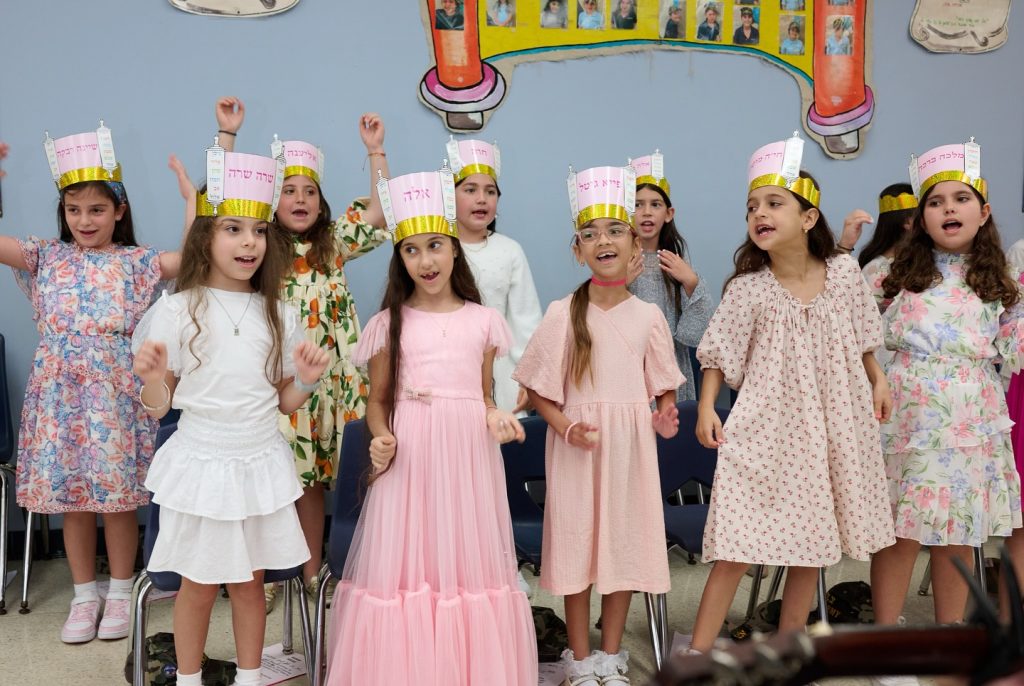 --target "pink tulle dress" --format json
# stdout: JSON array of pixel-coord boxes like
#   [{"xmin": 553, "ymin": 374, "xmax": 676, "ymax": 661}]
[
  {"xmin": 1007, "ymin": 271, "xmax": 1024, "ymax": 484},
  {"xmin": 324, "ymin": 301, "xmax": 538, "ymax": 686}
]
